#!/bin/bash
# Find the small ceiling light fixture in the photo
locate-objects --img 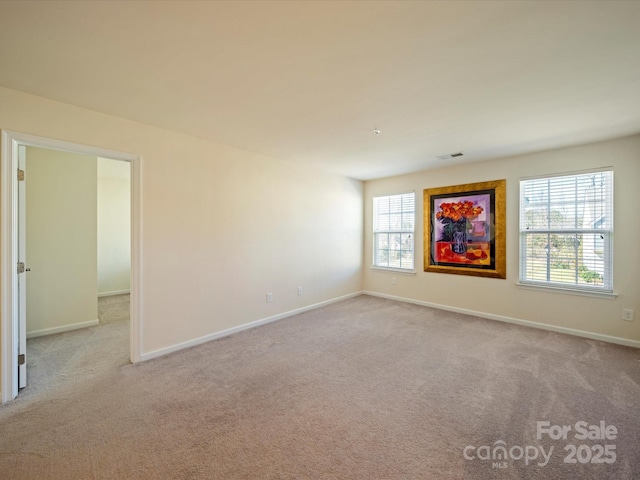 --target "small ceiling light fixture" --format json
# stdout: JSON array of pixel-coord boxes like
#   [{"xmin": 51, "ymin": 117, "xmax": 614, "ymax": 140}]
[{"xmin": 373, "ymin": 128, "xmax": 381, "ymax": 135}]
